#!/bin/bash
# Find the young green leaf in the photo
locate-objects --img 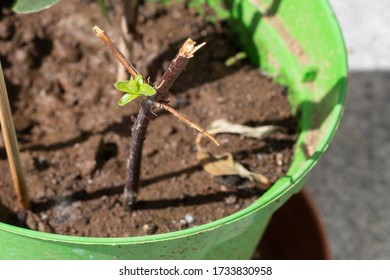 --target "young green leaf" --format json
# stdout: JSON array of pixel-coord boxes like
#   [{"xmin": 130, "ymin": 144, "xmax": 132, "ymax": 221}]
[
  {"xmin": 235, "ymin": 52, "xmax": 247, "ymax": 60},
  {"xmin": 135, "ymin": 75, "xmax": 144, "ymax": 85},
  {"xmin": 12, "ymin": 0, "xmax": 60, "ymax": 13},
  {"xmin": 224, "ymin": 51, "xmax": 247, "ymax": 67},
  {"xmin": 139, "ymin": 83, "xmax": 156, "ymax": 96},
  {"xmin": 114, "ymin": 79, "xmax": 138, "ymax": 94},
  {"xmin": 114, "ymin": 75, "xmax": 155, "ymax": 106},
  {"xmin": 118, "ymin": 93, "xmax": 139, "ymax": 106}
]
